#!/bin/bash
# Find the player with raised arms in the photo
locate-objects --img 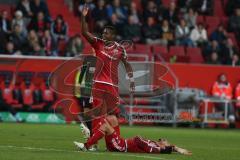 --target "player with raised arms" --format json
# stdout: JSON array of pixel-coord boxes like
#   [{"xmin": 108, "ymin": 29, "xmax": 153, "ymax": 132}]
[{"xmin": 78, "ymin": 3, "xmax": 135, "ymax": 148}]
